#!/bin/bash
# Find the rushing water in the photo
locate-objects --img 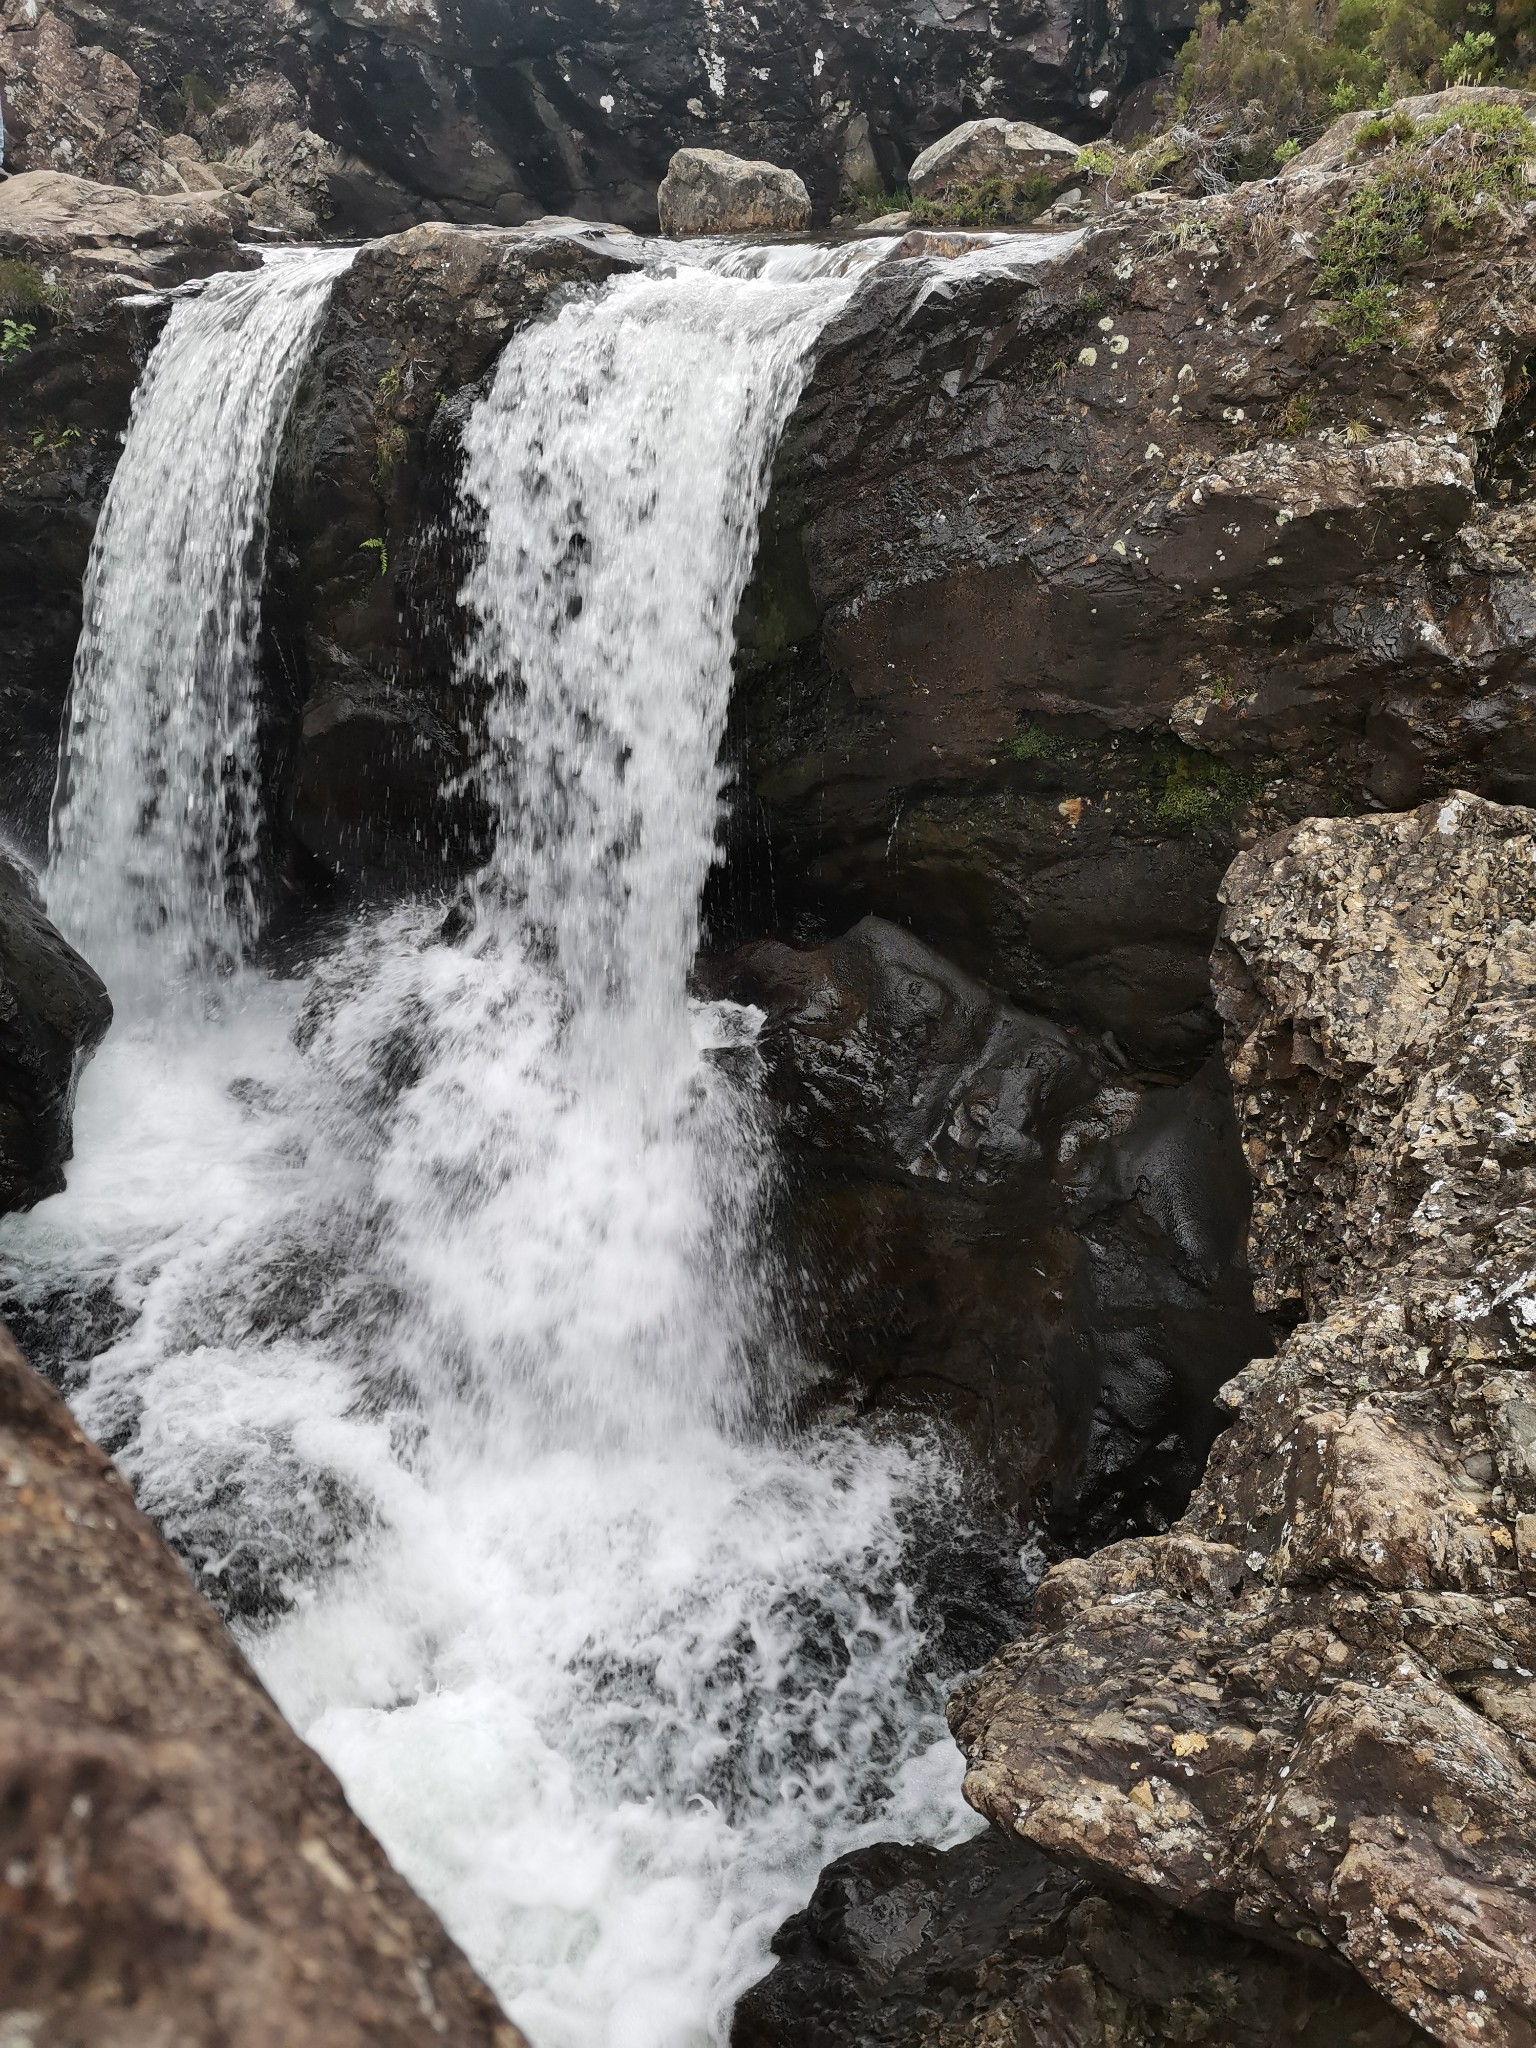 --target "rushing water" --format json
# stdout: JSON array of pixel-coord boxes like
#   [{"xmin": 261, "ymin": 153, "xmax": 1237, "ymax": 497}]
[
  {"xmin": 48, "ymin": 246, "xmax": 357, "ymax": 999},
  {"xmin": 1, "ymin": 238, "xmax": 1018, "ymax": 2044}
]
